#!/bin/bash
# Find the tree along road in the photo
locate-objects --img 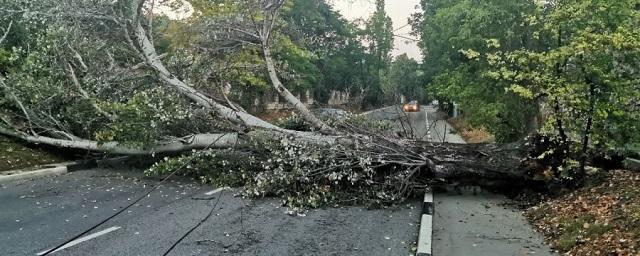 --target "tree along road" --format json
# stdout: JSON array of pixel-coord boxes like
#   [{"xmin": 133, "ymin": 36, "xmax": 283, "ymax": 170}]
[{"xmin": 0, "ymin": 168, "xmax": 421, "ymax": 255}]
